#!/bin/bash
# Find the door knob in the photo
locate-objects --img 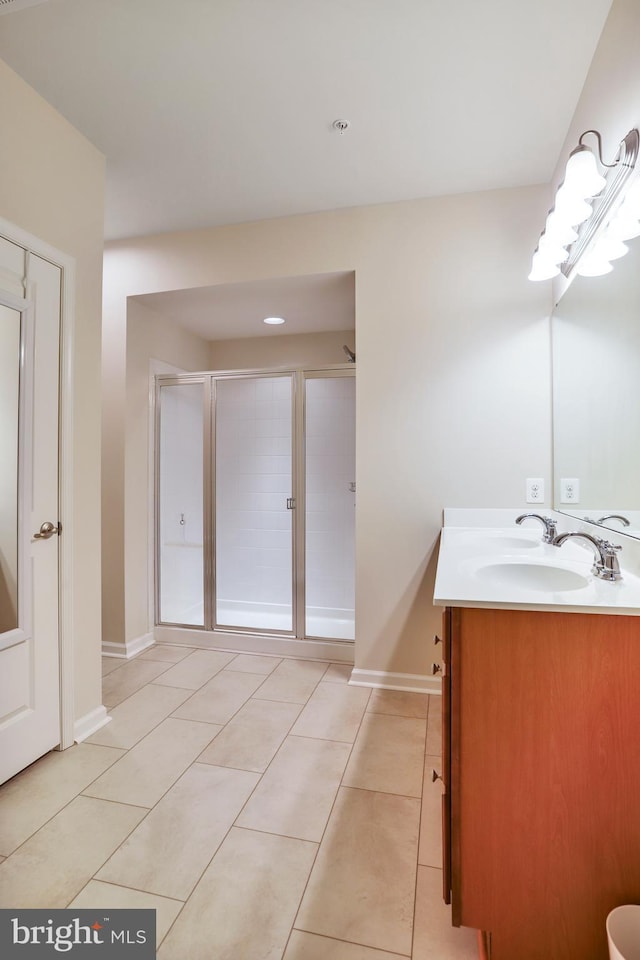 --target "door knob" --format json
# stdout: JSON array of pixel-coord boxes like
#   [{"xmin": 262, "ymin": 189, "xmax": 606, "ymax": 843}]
[{"xmin": 34, "ymin": 521, "xmax": 60, "ymax": 540}]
